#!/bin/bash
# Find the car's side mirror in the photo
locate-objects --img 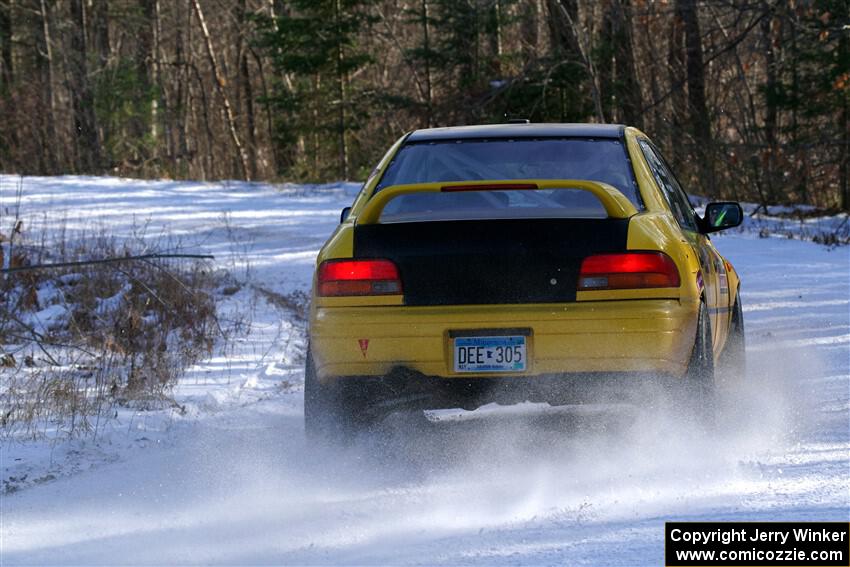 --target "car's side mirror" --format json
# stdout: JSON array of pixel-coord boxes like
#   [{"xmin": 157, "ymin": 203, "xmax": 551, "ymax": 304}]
[
  {"xmin": 700, "ymin": 202, "xmax": 743, "ymax": 233},
  {"xmin": 340, "ymin": 207, "xmax": 352, "ymax": 223}
]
